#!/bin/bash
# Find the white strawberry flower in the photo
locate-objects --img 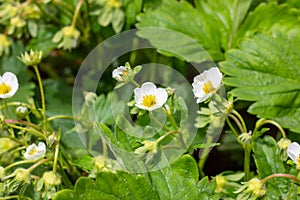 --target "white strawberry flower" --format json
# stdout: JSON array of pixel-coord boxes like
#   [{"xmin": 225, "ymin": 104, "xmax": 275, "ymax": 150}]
[
  {"xmin": 24, "ymin": 142, "xmax": 46, "ymax": 160},
  {"xmin": 134, "ymin": 82, "xmax": 168, "ymax": 111},
  {"xmin": 112, "ymin": 66, "xmax": 128, "ymax": 82},
  {"xmin": 287, "ymin": 142, "xmax": 300, "ymax": 167},
  {"xmin": 192, "ymin": 67, "xmax": 222, "ymax": 103},
  {"xmin": 0, "ymin": 72, "xmax": 18, "ymax": 99}
]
